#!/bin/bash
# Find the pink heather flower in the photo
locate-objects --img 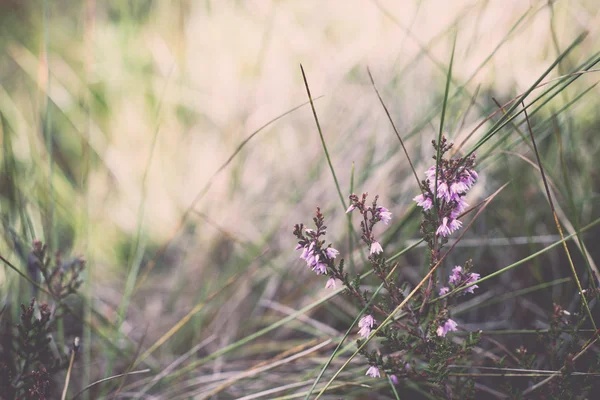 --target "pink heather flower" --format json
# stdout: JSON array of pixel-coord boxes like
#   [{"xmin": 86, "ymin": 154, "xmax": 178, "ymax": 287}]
[
  {"xmin": 300, "ymin": 246, "xmax": 310, "ymax": 260},
  {"xmin": 325, "ymin": 277, "xmax": 336, "ymax": 289},
  {"xmin": 325, "ymin": 247, "xmax": 339, "ymax": 259},
  {"xmin": 413, "ymin": 194, "xmax": 433, "ymax": 210},
  {"xmin": 370, "ymin": 241, "xmax": 383, "ymax": 255},
  {"xmin": 439, "ymin": 286, "xmax": 450, "ymax": 295},
  {"xmin": 436, "ymin": 181, "xmax": 452, "ymax": 202},
  {"xmin": 450, "ymin": 180, "xmax": 468, "ymax": 195},
  {"xmin": 295, "ymin": 244, "xmax": 303, "ymax": 250},
  {"xmin": 464, "ymin": 272, "xmax": 480, "ymax": 294},
  {"xmin": 358, "ymin": 314, "xmax": 375, "ymax": 338},
  {"xmin": 437, "ymin": 318, "xmax": 458, "ymax": 337},
  {"xmin": 436, "ymin": 217, "xmax": 452, "ymax": 237},
  {"xmin": 346, "ymin": 204, "xmax": 355, "ymax": 213},
  {"xmin": 464, "ymin": 283, "xmax": 479, "ymax": 294},
  {"xmin": 359, "ymin": 314, "xmax": 375, "ymax": 329},
  {"xmin": 448, "ymin": 218, "xmax": 462, "ymax": 233},
  {"xmin": 468, "ymin": 272, "xmax": 480, "ymax": 284},
  {"xmin": 313, "ymin": 262, "xmax": 327, "ymax": 275},
  {"xmin": 305, "ymin": 228, "xmax": 315, "ymax": 235},
  {"xmin": 461, "ymin": 169, "xmax": 478, "ymax": 187},
  {"xmin": 390, "ymin": 374, "xmax": 399, "ymax": 385},
  {"xmin": 378, "ymin": 207, "xmax": 392, "ymax": 224},
  {"xmin": 425, "ymin": 166, "xmax": 437, "ymax": 182},
  {"xmin": 453, "ymin": 198, "xmax": 469, "ymax": 215},
  {"xmin": 358, "ymin": 325, "xmax": 371, "ymax": 338},
  {"xmin": 436, "ymin": 325, "xmax": 445, "ymax": 337},
  {"xmin": 449, "ymin": 266, "xmax": 463, "ymax": 284},
  {"xmin": 366, "ymin": 366, "xmax": 380, "ymax": 378}
]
